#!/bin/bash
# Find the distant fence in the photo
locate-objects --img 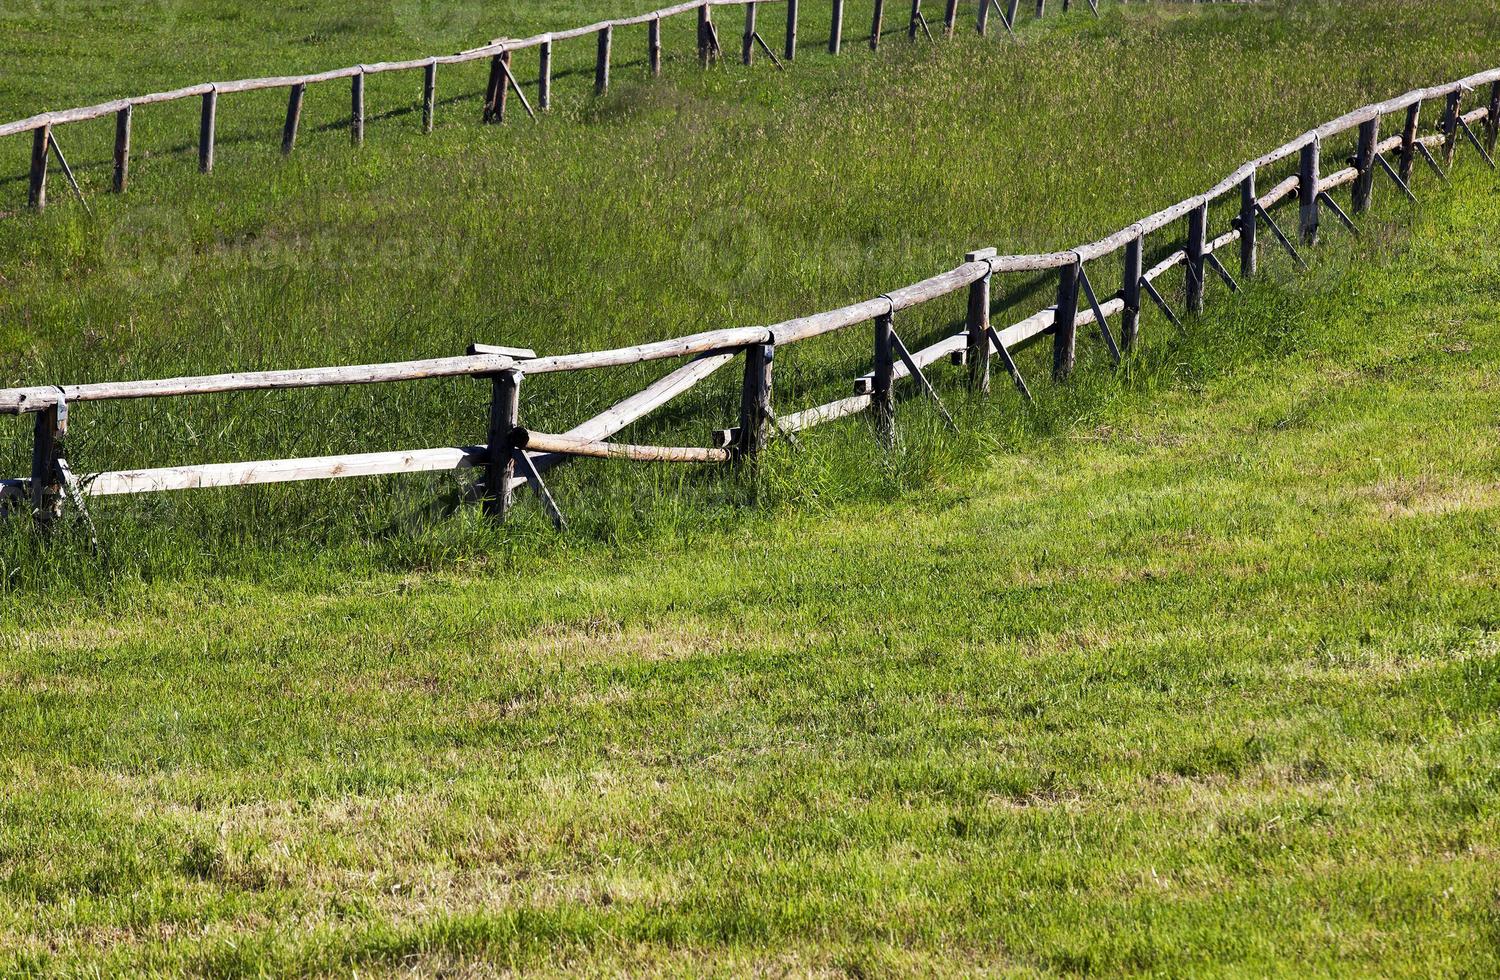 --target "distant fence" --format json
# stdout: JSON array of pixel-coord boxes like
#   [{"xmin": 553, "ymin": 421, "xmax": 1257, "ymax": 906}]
[
  {"xmin": 3, "ymin": 0, "xmax": 1105, "ymax": 213},
  {"xmin": 3, "ymin": 65, "xmax": 1496, "ymax": 535}
]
